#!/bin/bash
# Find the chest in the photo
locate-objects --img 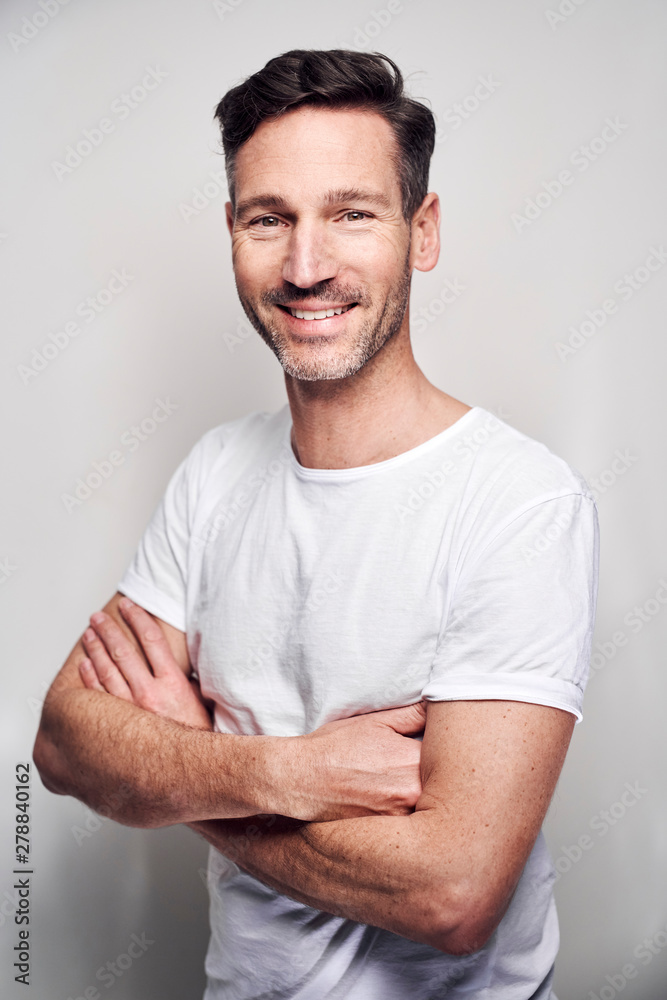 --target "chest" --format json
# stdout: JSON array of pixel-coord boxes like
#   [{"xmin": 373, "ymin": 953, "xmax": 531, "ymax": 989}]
[{"xmin": 187, "ymin": 472, "xmax": 457, "ymax": 734}]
